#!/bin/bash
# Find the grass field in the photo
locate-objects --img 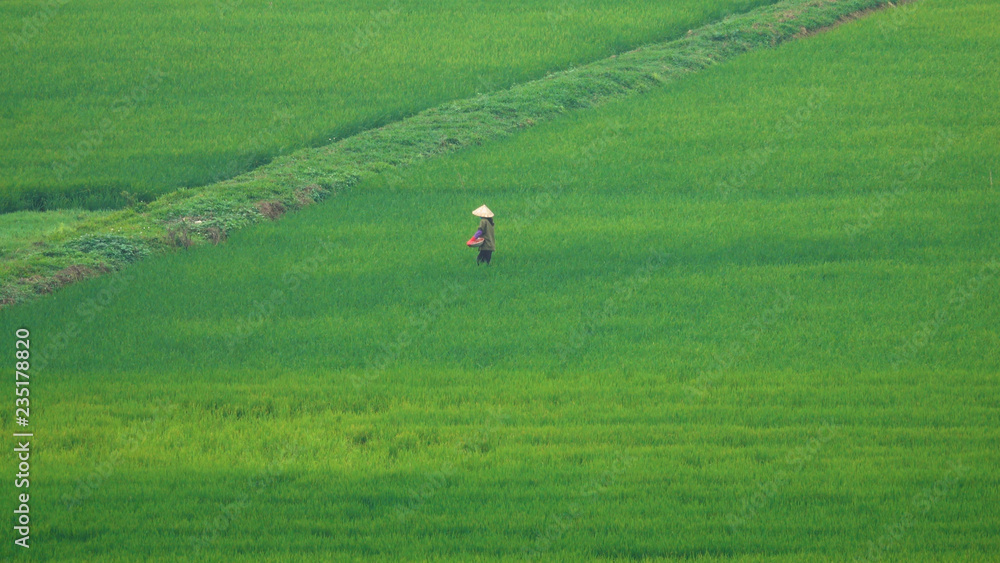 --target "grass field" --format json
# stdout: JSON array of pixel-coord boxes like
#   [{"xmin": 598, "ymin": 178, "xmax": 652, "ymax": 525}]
[
  {"xmin": 0, "ymin": 0, "xmax": 899, "ymax": 306},
  {"xmin": 0, "ymin": 0, "xmax": 774, "ymax": 212},
  {"xmin": 2, "ymin": 0, "xmax": 999, "ymax": 560}
]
